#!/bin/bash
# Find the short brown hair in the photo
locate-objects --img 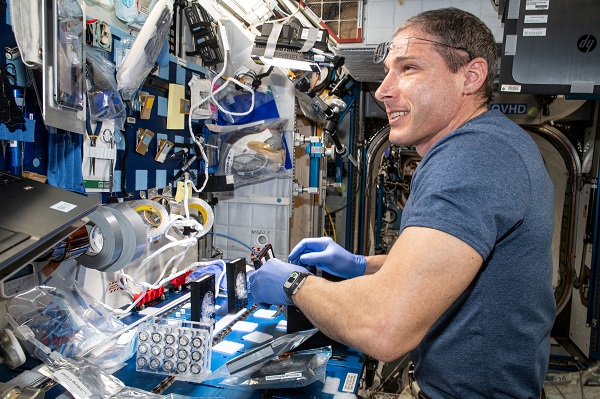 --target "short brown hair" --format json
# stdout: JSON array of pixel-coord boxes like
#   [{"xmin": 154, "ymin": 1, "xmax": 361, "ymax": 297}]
[{"xmin": 396, "ymin": 8, "xmax": 497, "ymax": 105}]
